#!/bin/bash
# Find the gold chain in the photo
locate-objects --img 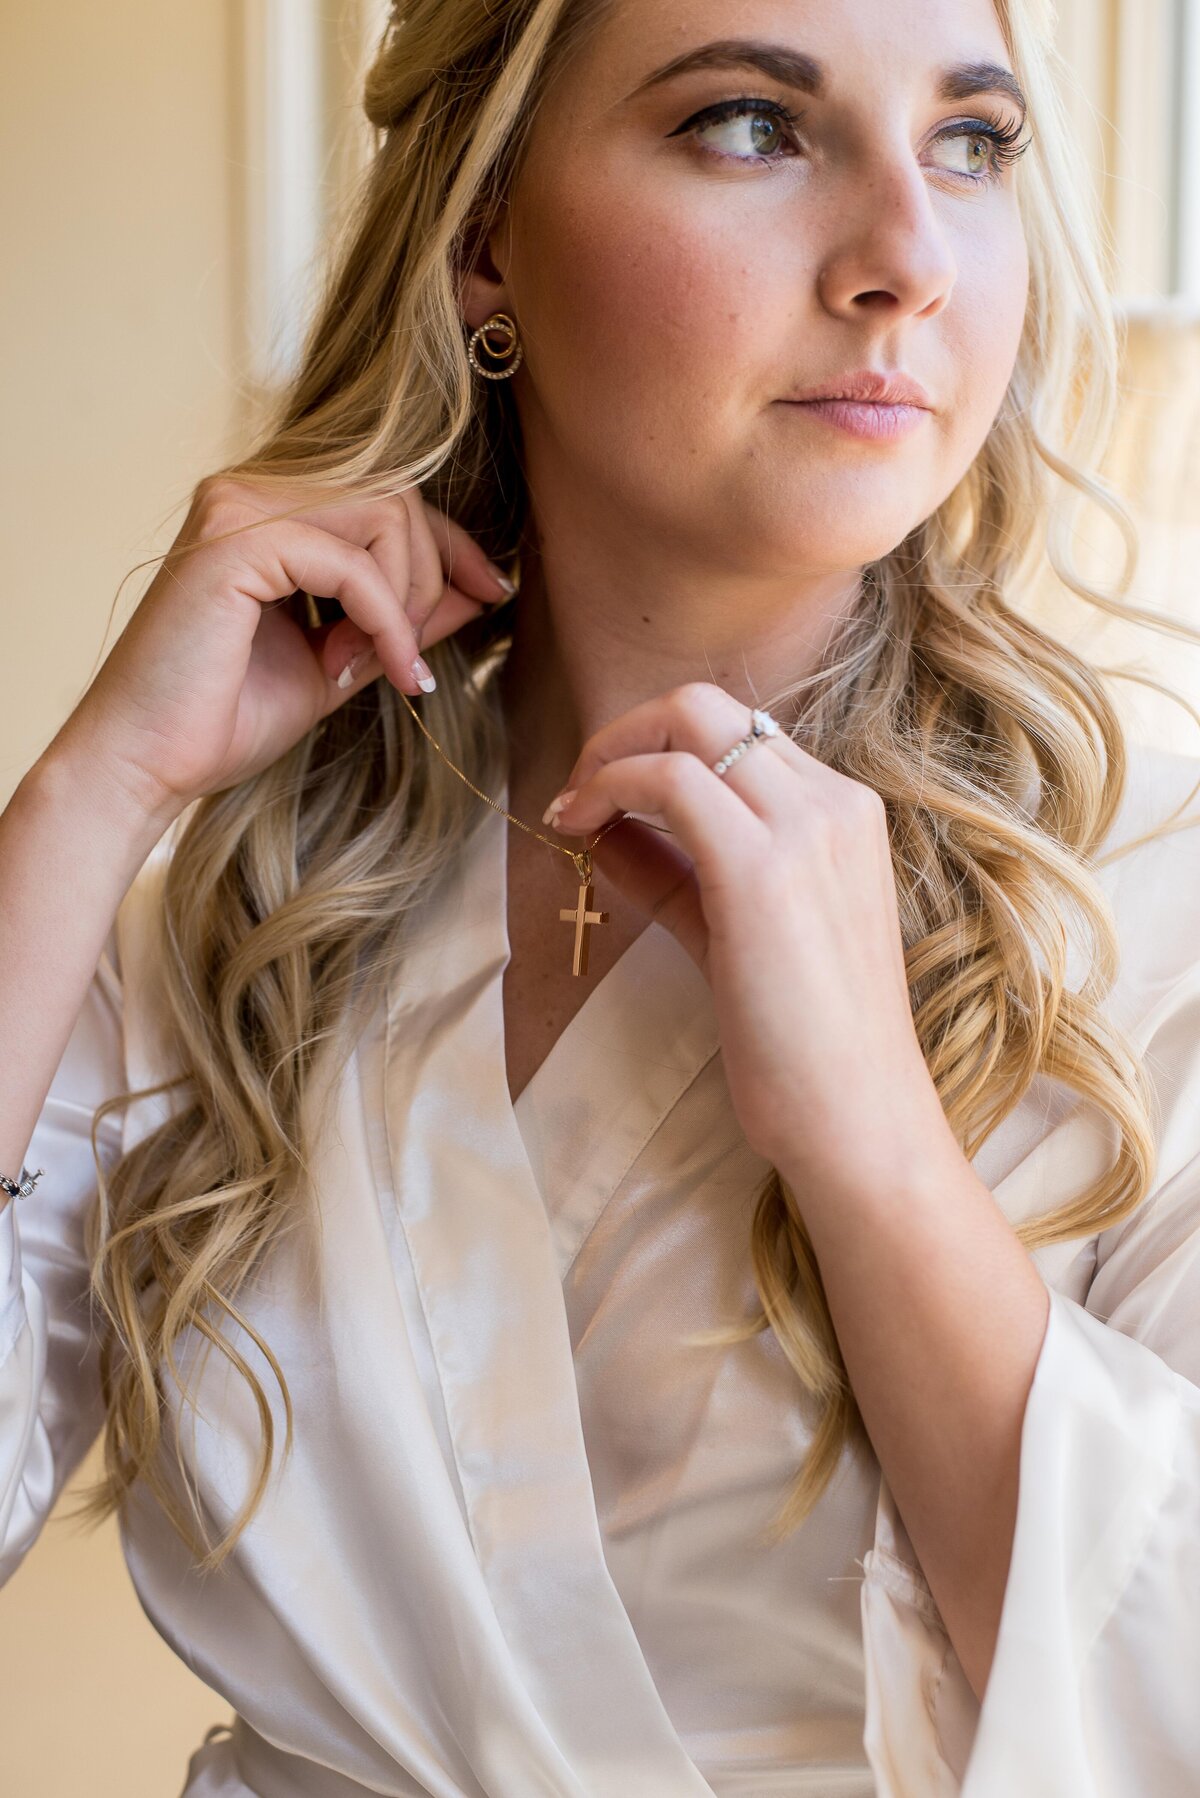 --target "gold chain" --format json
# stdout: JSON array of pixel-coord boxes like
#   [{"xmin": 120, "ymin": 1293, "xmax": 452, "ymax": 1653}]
[{"xmin": 396, "ymin": 688, "xmax": 639, "ymax": 884}]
